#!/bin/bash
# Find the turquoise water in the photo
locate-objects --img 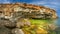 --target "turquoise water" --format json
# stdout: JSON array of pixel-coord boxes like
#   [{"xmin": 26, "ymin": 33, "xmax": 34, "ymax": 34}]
[
  {"xmin": 55, "ymin": 18, "xmax": 60, "ymax": 27},
  {"xmin": 54, "ymin": 18, "xmax": 60, "ymax": 34}
]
